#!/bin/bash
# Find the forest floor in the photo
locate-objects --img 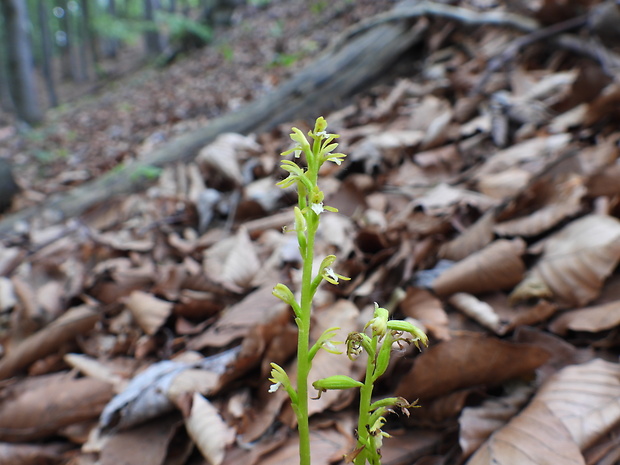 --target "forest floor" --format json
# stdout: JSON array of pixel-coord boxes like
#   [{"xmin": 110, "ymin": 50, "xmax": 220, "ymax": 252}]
[{"xmin": 2, "ymin": 1, "xmax": 620, "ymax": 465}]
